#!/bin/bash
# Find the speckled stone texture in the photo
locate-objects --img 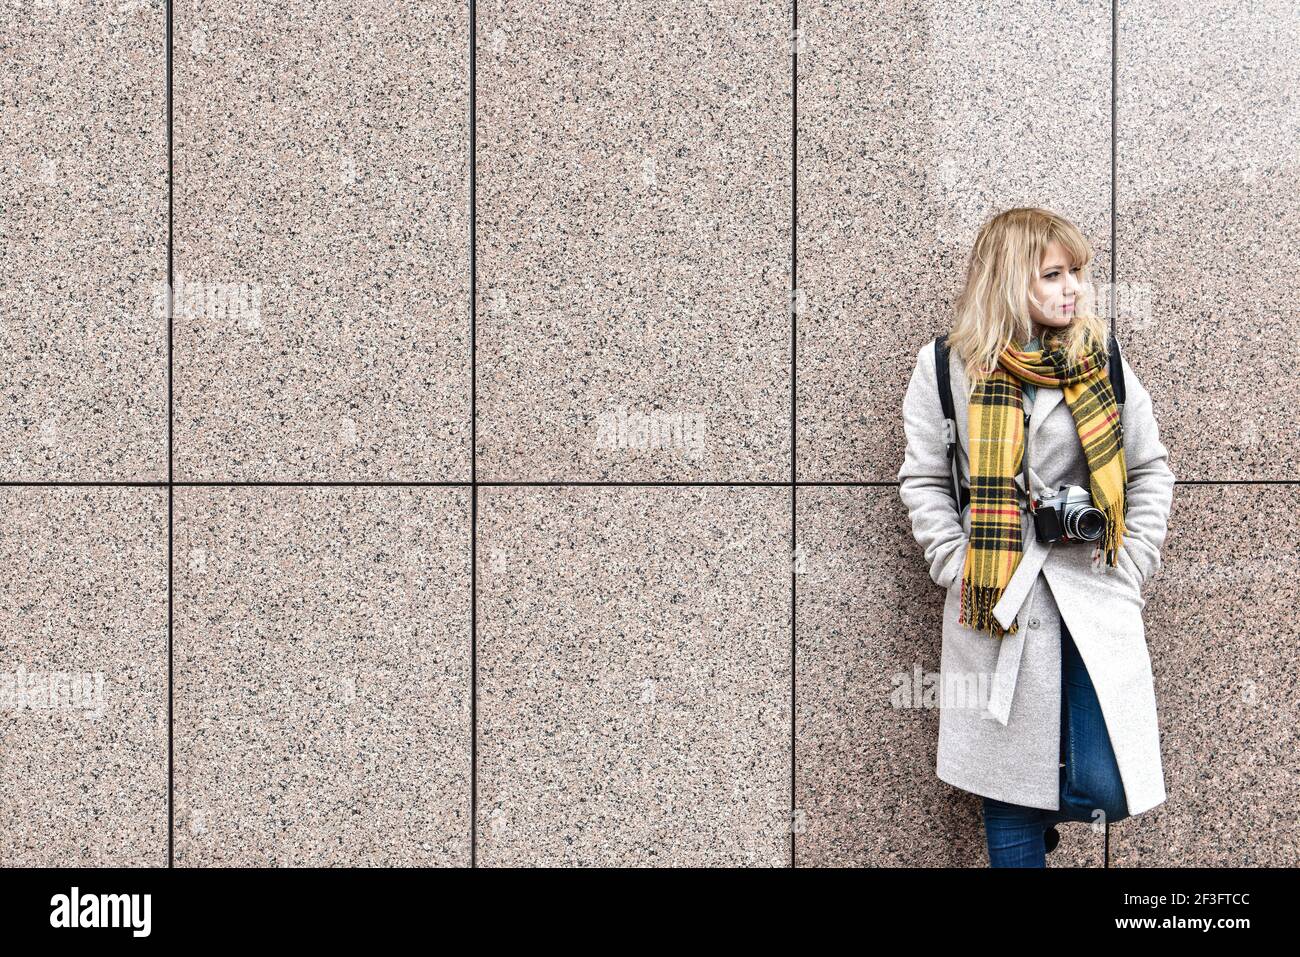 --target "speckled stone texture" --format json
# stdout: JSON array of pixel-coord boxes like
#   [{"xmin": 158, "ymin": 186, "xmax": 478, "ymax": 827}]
[
  {"xmin": 1110, "ymin": 486, "xmax": 1299, "ymax": 866},
  {"xmin": 0, "ymin": 489, "xmax": 168, "ymax": 866},
  {"xmin": 173, "ymin": 488, "xmax": 471, "ymax": 866},
  {"xmin": 795, "ymin": 488, "xmax": 1102, "ymax": 867},
  {"xmin": 796, "ymin": 0, "xmax": 1112, "ymax": 481},
  {"xmin": 476, "ymin": 0, "xmax": 791, "ymax": 482},
  {"xmin": 0, "ymin": 3, "xmax": 167, "ymax": 481},
  {"xmin": 7, "ymin": 0, "xmax": 1298, "ymax": 871},
  {"xmin": 172, "ymin": 0, "xmax": 470, "ymax": 481},
  {"xmin": 1117, "ymin": 1, "xmax": 1300, "ymax": 479},
  {"xmin": 476, "ymin": 487, "xmax": 791, "ymax": 866}
]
